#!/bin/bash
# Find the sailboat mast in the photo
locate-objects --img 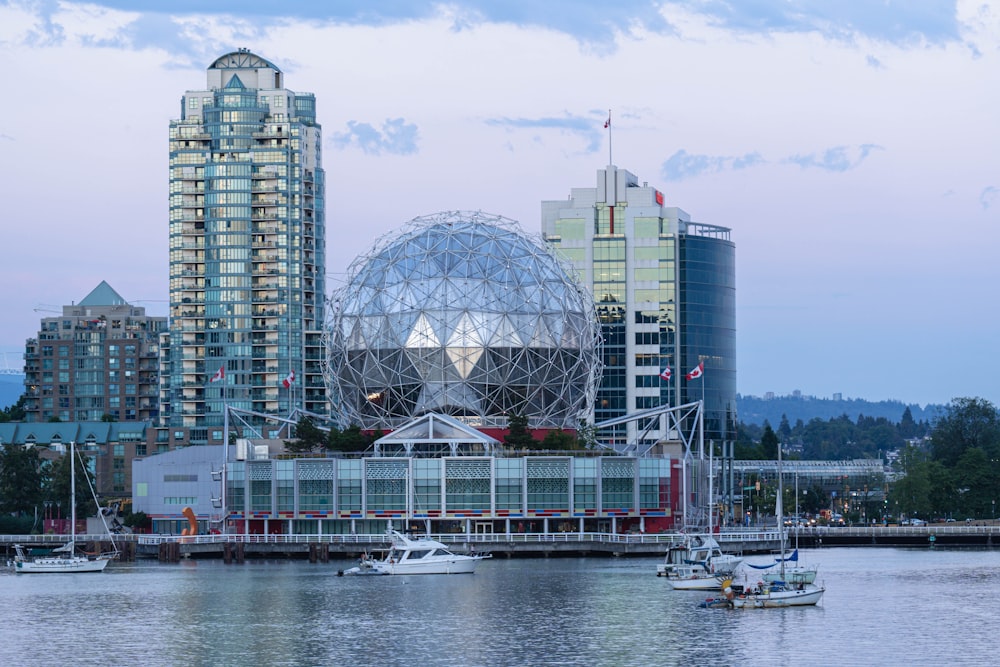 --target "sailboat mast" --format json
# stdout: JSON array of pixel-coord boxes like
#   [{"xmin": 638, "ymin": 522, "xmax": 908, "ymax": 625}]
[
  {"xmin": 777, "ymin": 444, "xmax": 784, "ymax": 576},
  {"xmin": 70, "ymin": 441, "xmax": 76, "ymax": 544}
]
